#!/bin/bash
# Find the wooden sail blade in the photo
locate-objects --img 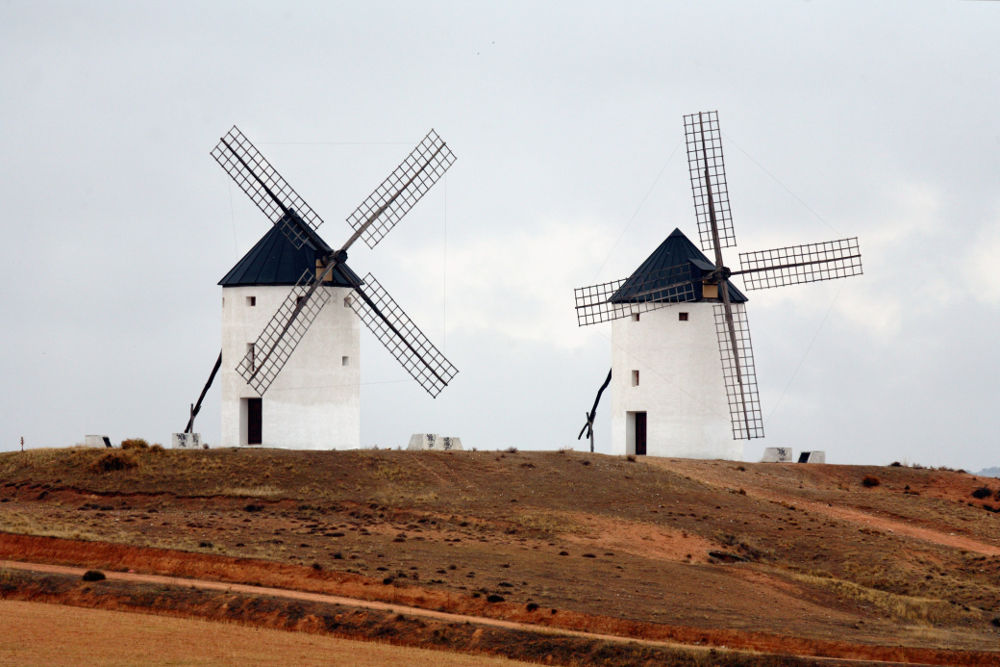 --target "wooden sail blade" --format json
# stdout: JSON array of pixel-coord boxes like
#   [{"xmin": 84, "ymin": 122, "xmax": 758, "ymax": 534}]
[
  {"xmin": 737, "ymin": 237, "xmax": 862, "ymax": 290},
  {"xmin": 684, "ymin": 110, "xmax": 736, "ymax": 255},
  {"xmin": 574, "ymin": 264, "xmax": 699, "ymax": 327},
  {"xmin": 211, "ymin": 126, "xmax": 325, "ymax": 249},
  {"xmin": 345, "ymin": 130, "xmax": 456, "ymax": 250},
  {"xmin": 349, "ymin": 272, "xmax": 458, "ymax": 398},
  {"xmin": 713, "ymin": 302, "xmax": 764, "ymax": 440},
  {"xmin": 237, "ymin": 268, "xmax": 333, "ymax": 396}
]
